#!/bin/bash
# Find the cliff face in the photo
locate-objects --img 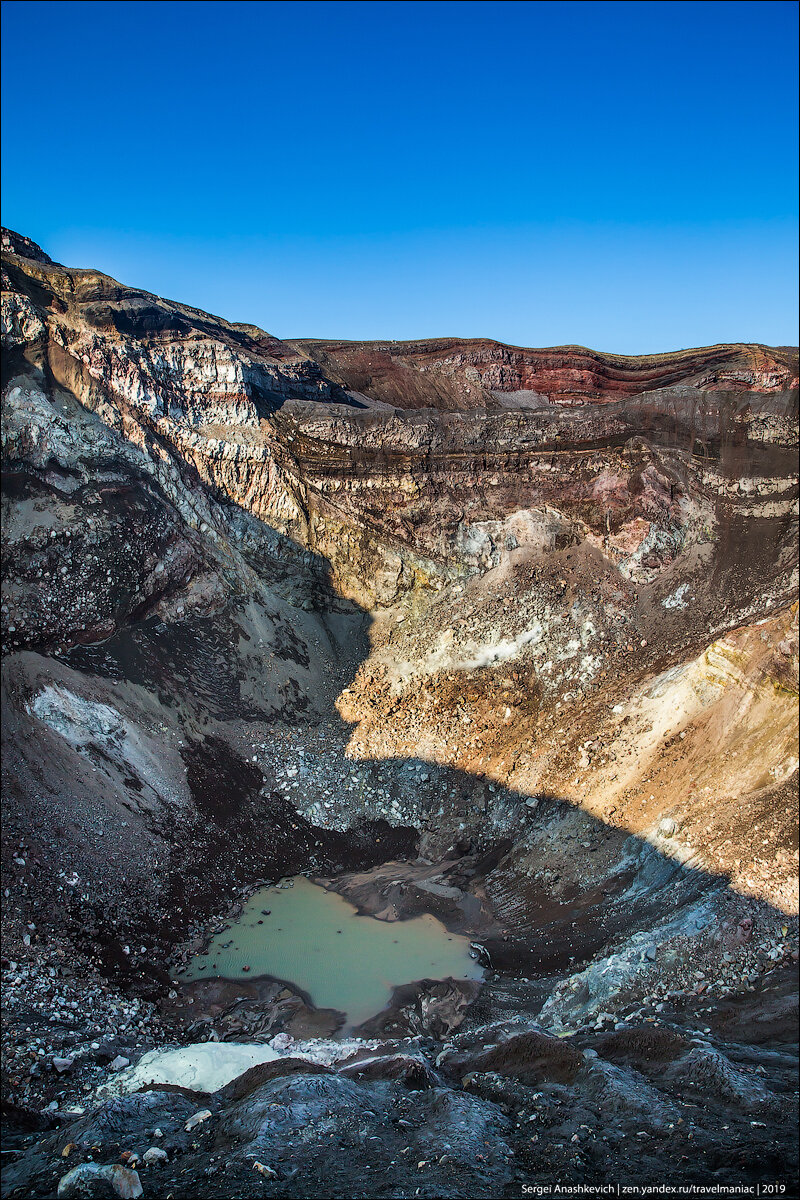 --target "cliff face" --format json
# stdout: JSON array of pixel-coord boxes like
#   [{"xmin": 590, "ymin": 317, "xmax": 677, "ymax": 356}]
[
  {"xmin": 1, "ymin": 230, "xmax": 799, "ymax": 1196},
  {"xmin": 3, "ymin": 226, "xmax": 797, "ymax": 907},
  {"xmin": 3, "ymin": 227, "xmax": 797, "ymax": 619},
  {"xmin": 290, "ymin": 335, "xmax": 798, "ymax": 410}
]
